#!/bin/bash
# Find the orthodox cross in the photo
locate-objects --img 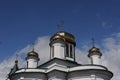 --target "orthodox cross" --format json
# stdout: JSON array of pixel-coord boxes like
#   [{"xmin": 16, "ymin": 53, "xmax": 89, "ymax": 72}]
[
  {"xmin": 57, "ymin": 20, "xmax": 64, "ymax": 31},
  {"xmin": 92, "ymin": 38, "xmax": 95, "ymax": 47},
  {"xmin": 32, "ymin": 43, "xmax": 35, "ymax": 51}
]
